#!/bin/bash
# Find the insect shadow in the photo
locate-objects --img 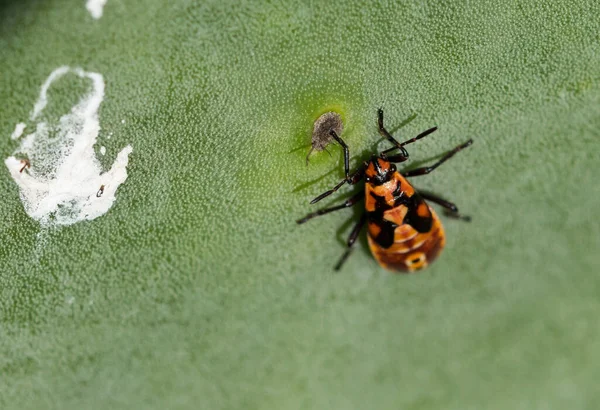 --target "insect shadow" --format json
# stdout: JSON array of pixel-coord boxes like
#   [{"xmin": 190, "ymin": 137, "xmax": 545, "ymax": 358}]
[
  {"xmin": 334, "ymin": 189, "xmax": 369, "ymax": 252},
  {"xmin": 292, "ymin": 166, "xmax": 337, "ymax": 193}
]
